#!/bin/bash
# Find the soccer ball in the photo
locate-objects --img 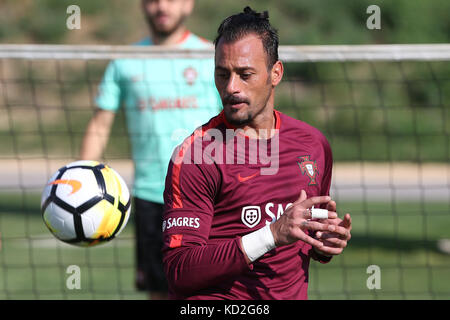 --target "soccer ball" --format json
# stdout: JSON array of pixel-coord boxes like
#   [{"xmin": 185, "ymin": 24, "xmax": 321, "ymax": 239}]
[{"xmin": 41, "ymin": 160, "xmax": 131, "ymax": 247}]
